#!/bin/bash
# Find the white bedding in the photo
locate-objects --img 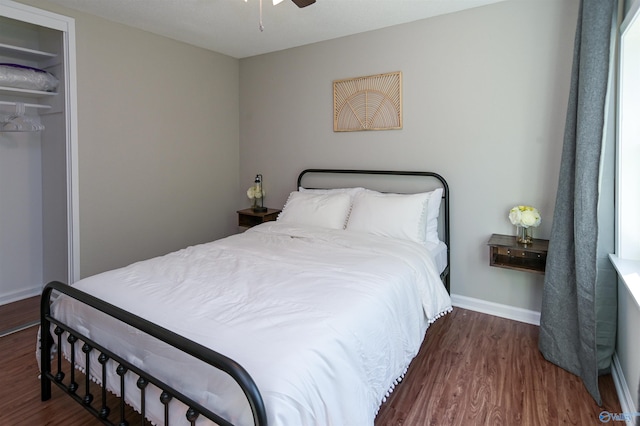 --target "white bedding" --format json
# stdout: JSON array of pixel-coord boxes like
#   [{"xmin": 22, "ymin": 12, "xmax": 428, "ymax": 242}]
[{"xmin": 49, "ymin": 222, "xmax": 452, "ymax": 426}]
